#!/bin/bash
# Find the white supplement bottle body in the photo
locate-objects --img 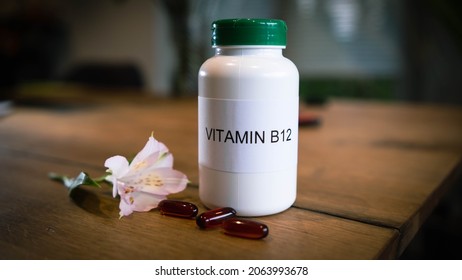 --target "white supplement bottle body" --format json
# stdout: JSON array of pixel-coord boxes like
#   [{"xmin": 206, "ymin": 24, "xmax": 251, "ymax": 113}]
[{"xmin": 198, "ymin": 19, "xmax": 299, "ymax": 216}]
